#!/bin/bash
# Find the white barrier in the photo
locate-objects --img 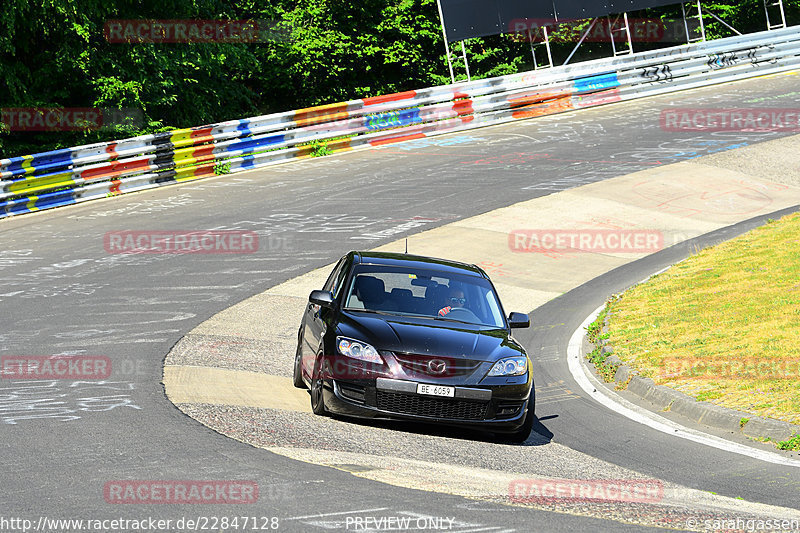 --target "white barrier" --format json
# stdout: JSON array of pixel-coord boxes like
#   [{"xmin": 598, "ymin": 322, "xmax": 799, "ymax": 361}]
[{"xmin": 2, "ymin": 25, "xmax": 800, "ymax": 218}]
